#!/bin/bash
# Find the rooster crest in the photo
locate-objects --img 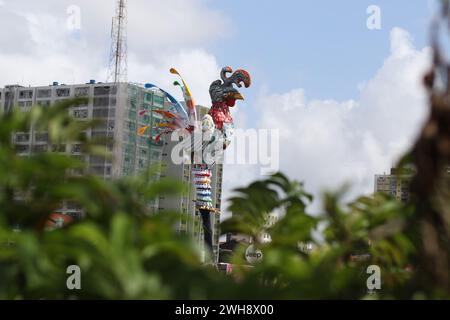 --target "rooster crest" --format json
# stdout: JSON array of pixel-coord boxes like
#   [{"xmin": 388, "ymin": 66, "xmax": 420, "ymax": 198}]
[{"xmin": 209, "ymin": 67, "xmax": 252, "ymax": 105}]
